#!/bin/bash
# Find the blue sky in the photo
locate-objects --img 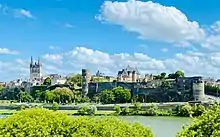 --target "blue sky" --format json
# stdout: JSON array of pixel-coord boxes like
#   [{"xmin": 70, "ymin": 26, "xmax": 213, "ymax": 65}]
[{"xmin": 1, "ymin": 0, "xmax": 220, "ymax": 81}]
